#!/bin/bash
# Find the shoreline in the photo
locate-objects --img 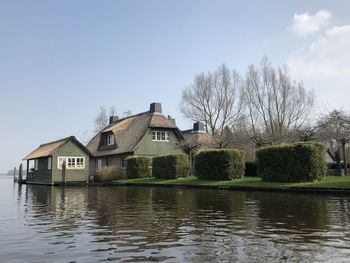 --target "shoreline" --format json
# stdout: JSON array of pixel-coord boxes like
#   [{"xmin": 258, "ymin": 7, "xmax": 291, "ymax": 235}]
[
  {"xmin": 17, "ymin": 176, "xmax": 350, "ymax": 195},
  {"xmin": 111, "ymin": 180, "xmax": 350, "ymax": 195}
]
